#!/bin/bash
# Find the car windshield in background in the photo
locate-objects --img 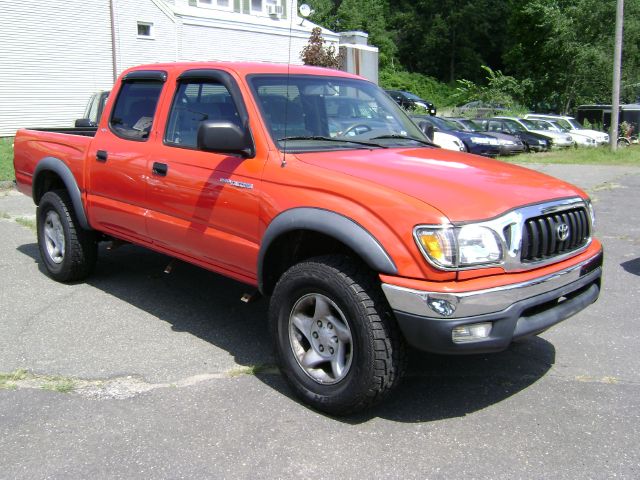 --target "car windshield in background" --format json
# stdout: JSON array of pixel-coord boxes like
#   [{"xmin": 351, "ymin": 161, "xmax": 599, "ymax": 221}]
[
  {"xmin": 520, "ymin": 119, "xmax": 539, "ymax": 130},
  {"xmin": 402, "ymin": 91, "xmax": 425, "ymax": 101},
  {"xmin": 463, "ymin": 120, "xmax": 484, "ymax": 131},
  {"xmin": 250, "ymin": 75, "xmax": 428, "ymax": 152},
  {"xmin": 566, "ymin": 118, "xmax": 584, "ymax": 130},
  {"xmin": 530, "ymin": 120, "xmax": 554, "ymax": 131},
  {"xmin": 503, "ymin": 119, "xmax": 527, "ymax": 132}
]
